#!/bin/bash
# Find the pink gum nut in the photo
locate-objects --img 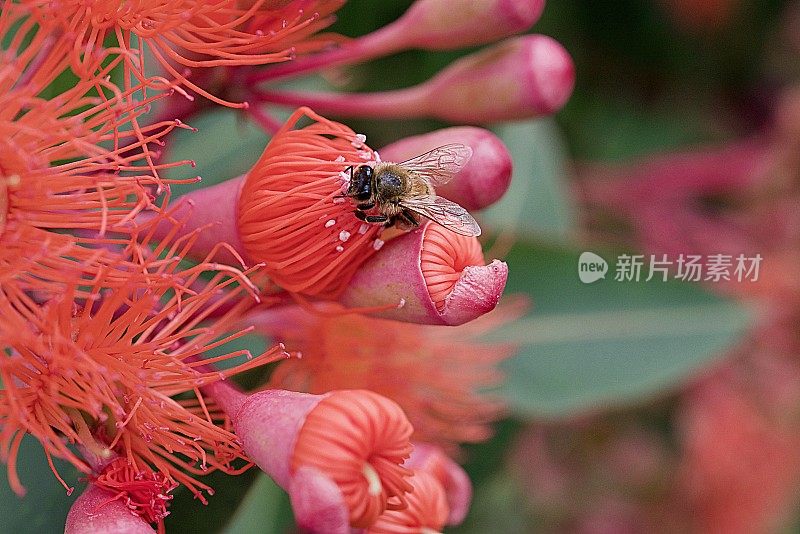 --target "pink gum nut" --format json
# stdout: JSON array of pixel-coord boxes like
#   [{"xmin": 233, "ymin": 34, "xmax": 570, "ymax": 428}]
[
  {"xmin": 394, "ymin": 0, "xmax": 546, "ymax": 50},
  {"xmin": 157, "ymin": 176, "xmax": 245, "ymax": 267},
  {"xmin": 204, "ymin": 383, "xmax": 414, "ymax": 532},
  {"xmin": 136, "ymin": 177, "xmax": 249, "ymax": 267},
  {"xmin": 256, "ymin": 0, "xmax": 545, "ymax": 81},
  {"xmin": 406, "ymin": 443, "xmax": 473, "ymax": 526},
  {"xmin": 206, "ymin": 384, "xmax": 320, "ymax": 492},
  {"xmin": 205, "ymin": 384, "xmax": 350, "ymax": 533},
  {"xmin": 65, "ymin": 485, "xmax": 156, "ymax": 534},
  {"xmin": 339, "ymin": 222, "xmax": 508, "ymax": 326},
  {"xmin": 423, "ymin": 35, "xmax": 575, "ymax": 122},
  {"xmin": 257, "ymin": 35, "xmax": 575, "ymax": 123},
  {"xmin": 380, "ymin": 127, "xmax": 513, "ymax": 211}
]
